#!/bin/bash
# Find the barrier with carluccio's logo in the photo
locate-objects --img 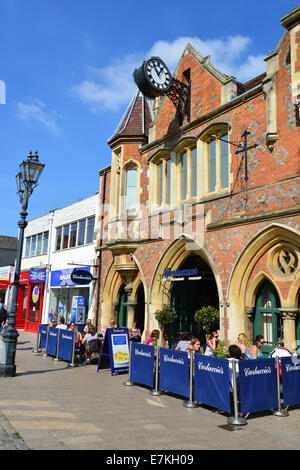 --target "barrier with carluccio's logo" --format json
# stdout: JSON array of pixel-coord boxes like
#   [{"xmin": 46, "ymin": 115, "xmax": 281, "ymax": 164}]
[
  {"xmin": 34, "ymin": 325, "xmax": 76, "ymax": 367},
  {"xmin": 281, "ymin": 356, "xmax": 300, "ymax": 407},
  {"xmin": 159, "ymin": 348, "xmax": 190, "ymax": 398}
]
